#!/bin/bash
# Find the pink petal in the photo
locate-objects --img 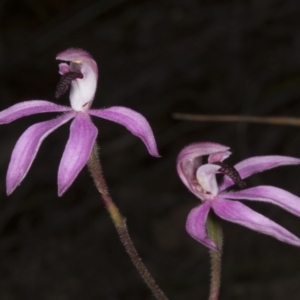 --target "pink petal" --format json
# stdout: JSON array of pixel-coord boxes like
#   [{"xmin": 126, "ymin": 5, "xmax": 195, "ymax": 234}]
[
  {"xmin": 89, "ymin": 107, "xmax": 159, "ymax": 157},
  {"xmin": 186, "ymin": 201, "xmax": 218, "ymax": 251},
  {"xmin": 212, "ymin": 198, "xmax": 300, "ymax": 247},
  {"xmin": 220, "ymin": 156, "xmax": 300, "ymax": 191},
  {"xmin": 0, "ymin": 100, "xmax": 70, "ymax": 124},
  {"xmin": 58, "ymin": 112, "xmax": 98, "ymax": 196},
  {"xmin": 6, "ymin": 113, "xmax": 75, "ymax": 195},
  {"xmin": 223, "ymin": 186, "xmax": 300, "ymax": 217},
  {"xmin": 177, "ymin": 143, "xmax": 230, "ymax": 196}
]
